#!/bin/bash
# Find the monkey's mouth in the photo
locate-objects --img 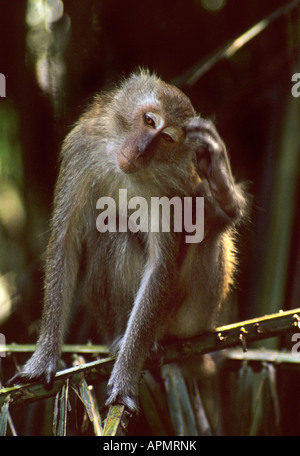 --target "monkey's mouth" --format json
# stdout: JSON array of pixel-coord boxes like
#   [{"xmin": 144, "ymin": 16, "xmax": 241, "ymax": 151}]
[
  {"xmin": 118, "ymin": 150, "xmax": 139, "ymax": 173},
  {"xmin": 121, "ymin": 150, "xmax": 136, "ymax": 168}
]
